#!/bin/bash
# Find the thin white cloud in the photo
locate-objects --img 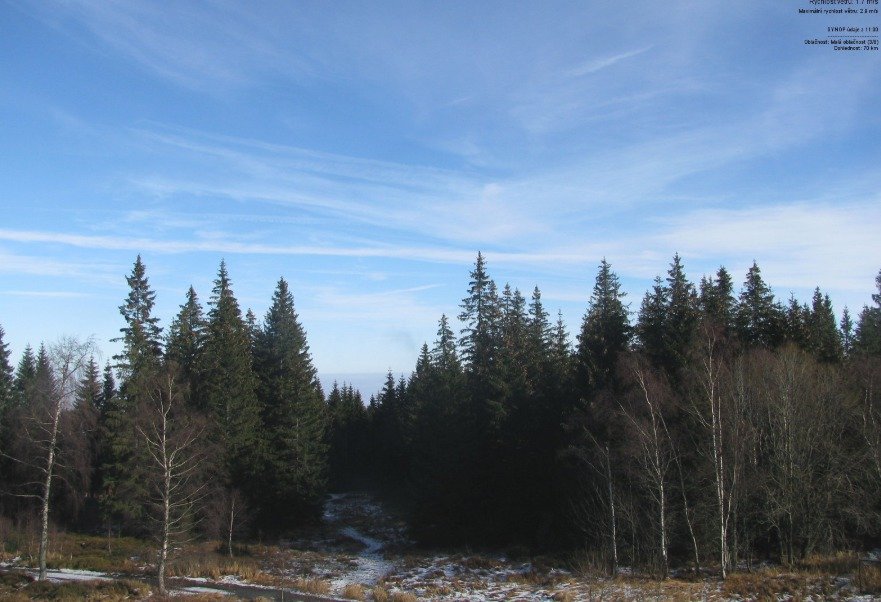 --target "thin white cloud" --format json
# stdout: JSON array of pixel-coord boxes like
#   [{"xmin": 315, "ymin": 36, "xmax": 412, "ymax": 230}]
[{"xmin": 566, "ymin": 47, "xmax": 652, "ymax": 77}]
